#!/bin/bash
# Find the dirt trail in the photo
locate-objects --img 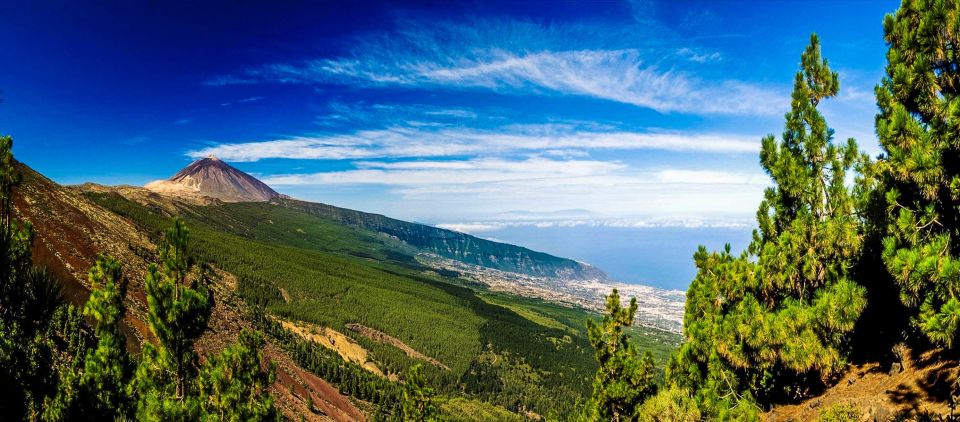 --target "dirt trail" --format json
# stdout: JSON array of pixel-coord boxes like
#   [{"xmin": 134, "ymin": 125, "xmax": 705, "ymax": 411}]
[
  {"xmin": 278, "ymin": 319, "xmax": 384, "ymax": 376},
  {"xmin": 765, "ymin": 348, "xmax": 959, "ymax": 421},
  {"xmin": 345, "ymin": 323, "xmax": 450, "ymax": 371}
]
